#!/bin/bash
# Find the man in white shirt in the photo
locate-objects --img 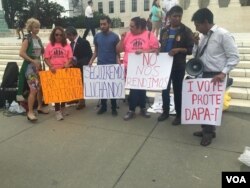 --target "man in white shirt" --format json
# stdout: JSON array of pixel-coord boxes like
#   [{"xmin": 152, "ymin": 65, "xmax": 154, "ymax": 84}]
[
  {"xmin": 83, "ymin": 0, "xmax": 96, "ymax": 39},
  {"xmin": 191, "ymin": 8, "xmax": 239, "ymax": 146}
]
